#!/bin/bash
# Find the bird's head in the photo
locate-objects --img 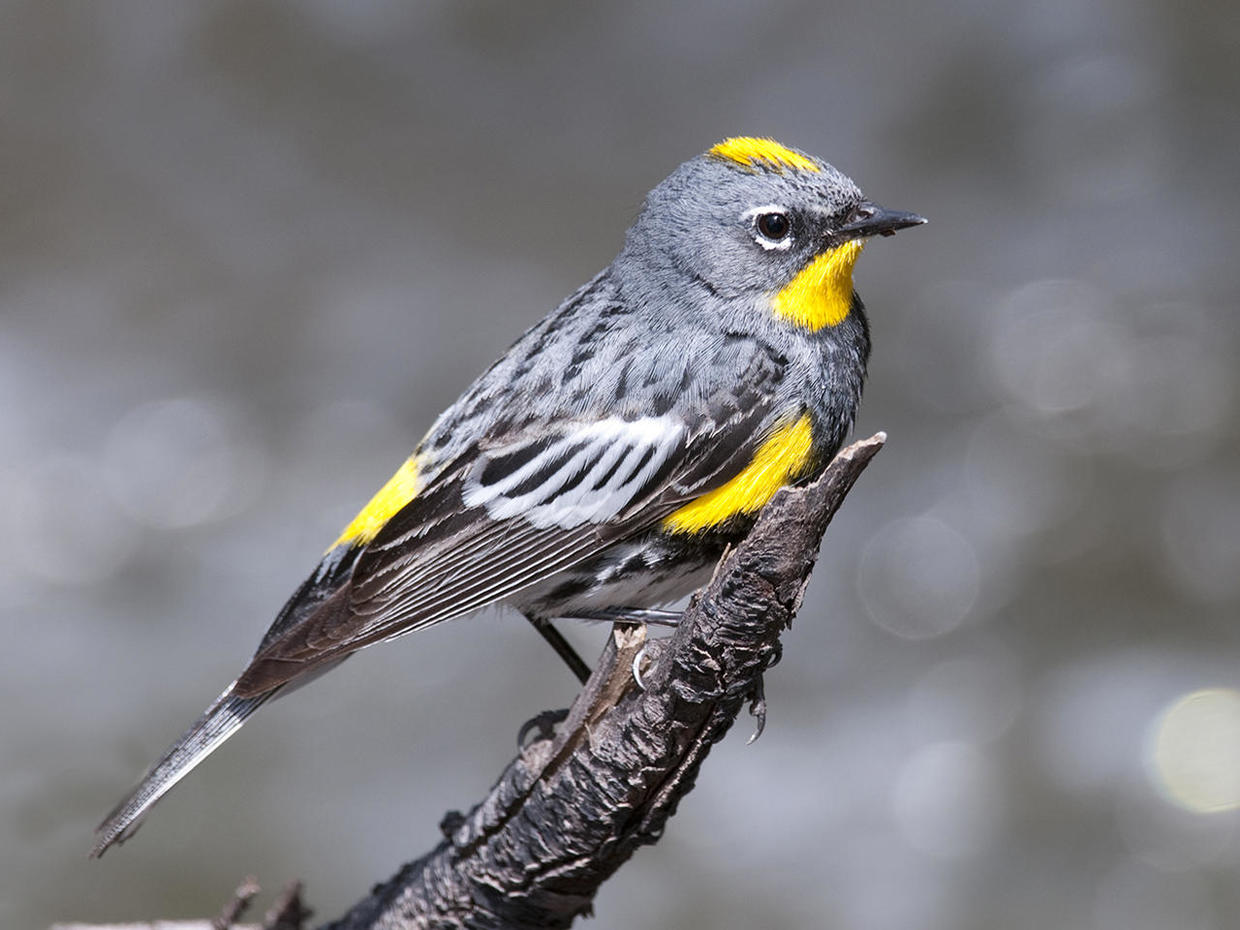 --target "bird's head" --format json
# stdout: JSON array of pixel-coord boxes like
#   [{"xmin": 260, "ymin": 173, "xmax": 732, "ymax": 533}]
[{"xmin": 623, "ymin": 136, "xmax": 925, "ymax": 330}]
